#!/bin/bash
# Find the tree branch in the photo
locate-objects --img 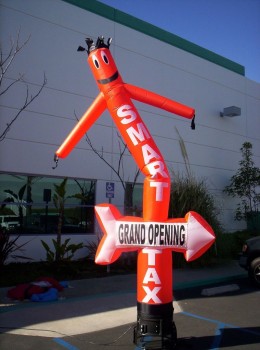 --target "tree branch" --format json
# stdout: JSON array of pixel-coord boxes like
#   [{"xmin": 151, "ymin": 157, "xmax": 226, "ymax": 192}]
[
  {"xmin": 0, "ymin": 30, "xmax": 46, "ymax": 141},
  {"xmin": 85, "ymin": 133, "xmax": 126, "ymax": 190},
  {"xmin": 0, "ymin": 73, "xmax": 47, "ymax": 141},
  {"xmin": 0, "ymin": 29, "xmax": 30, "ymax": 86}
]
